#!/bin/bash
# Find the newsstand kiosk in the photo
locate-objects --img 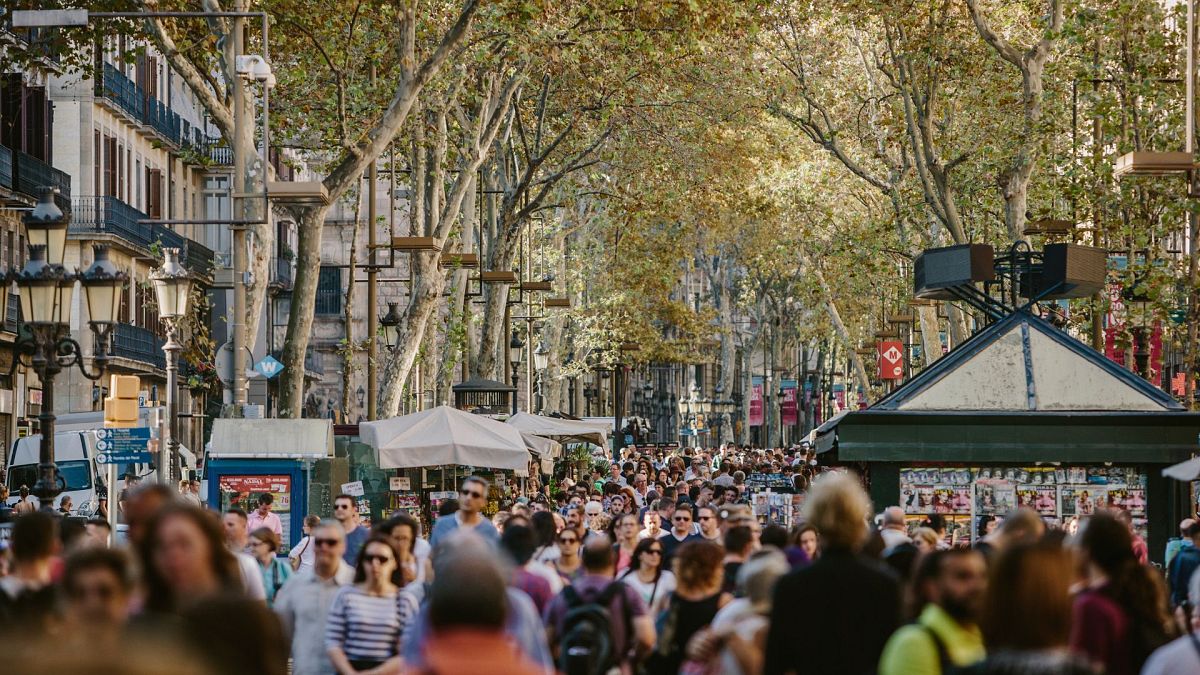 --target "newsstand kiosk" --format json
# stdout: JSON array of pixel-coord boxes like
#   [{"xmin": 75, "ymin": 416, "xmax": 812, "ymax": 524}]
[{"xmin": 204, "ymin": 418, "xmax": 334, "ymax": 550}]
